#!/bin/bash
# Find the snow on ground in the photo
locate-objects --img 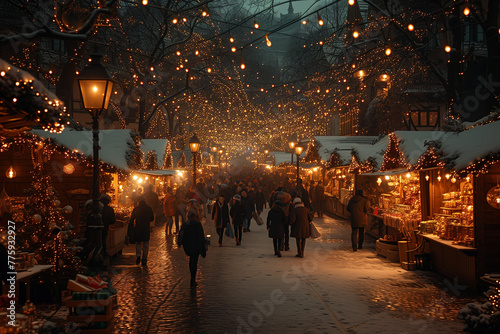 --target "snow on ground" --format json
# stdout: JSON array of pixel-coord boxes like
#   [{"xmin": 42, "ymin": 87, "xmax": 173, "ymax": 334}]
[{"xmin": 199, "ymin": 209, "xmax": 471, "ymax": 334}]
